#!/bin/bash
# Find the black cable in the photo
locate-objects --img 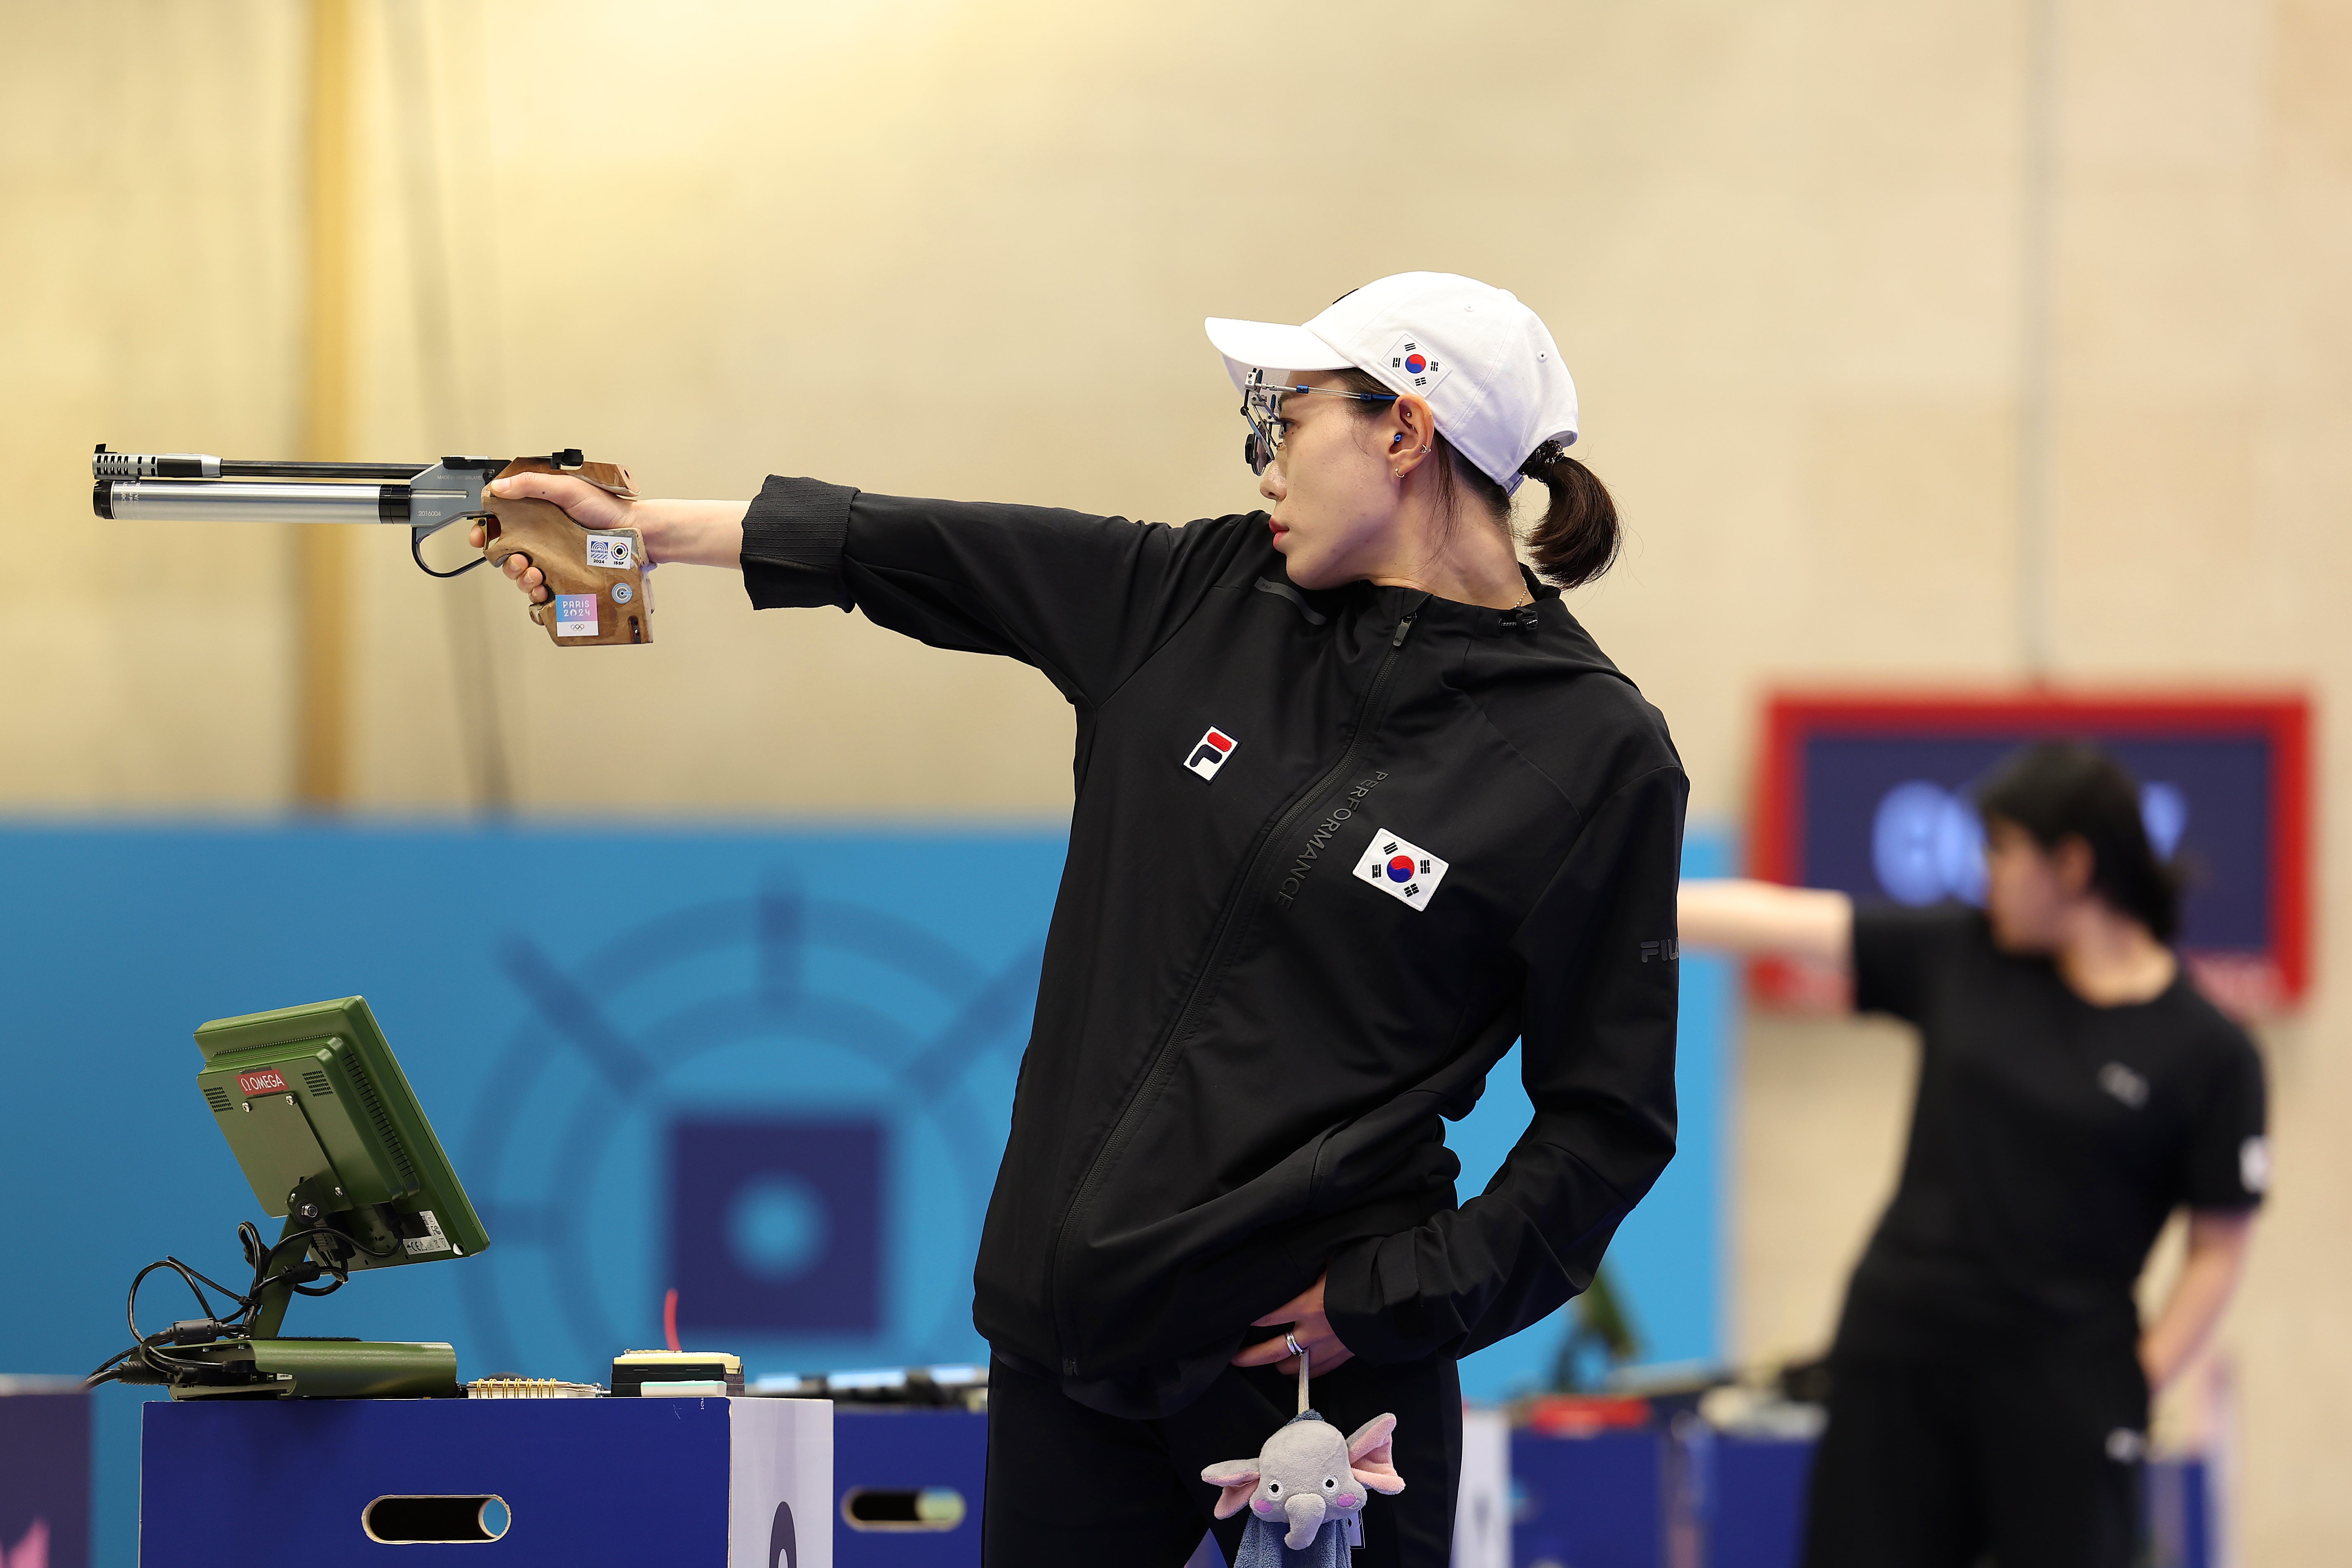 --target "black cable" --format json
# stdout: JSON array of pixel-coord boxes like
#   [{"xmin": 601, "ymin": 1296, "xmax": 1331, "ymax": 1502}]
[
  {"xmin": 90, "ymin": 1254, "xmax": 248, "ymax": 1388},
  {"xmin": 126, "ymin": 1259, "xmax": 208, "ymax": 1332},
  {"xmin": 164, "ymin": 1256, "xmax": 249, "ymax": 1313},
  {"xmin": 258, "ymin": 1223, "xmax": 399, "ymax": 1271},
  {"xmin": 245, "ymin": 1223, "xmax": 397, "ymax": 1300},
  {"xmin": 86, "ymin": 1216, "xmax": 402, "ymax": 1389},
  {"xmin": 125, "ymin": 1259, "xmax": 226, "ymax": 1353},
  {"xmin": 84, "ymin": 1347, "xmax": 134, "ymax": 1380}
]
